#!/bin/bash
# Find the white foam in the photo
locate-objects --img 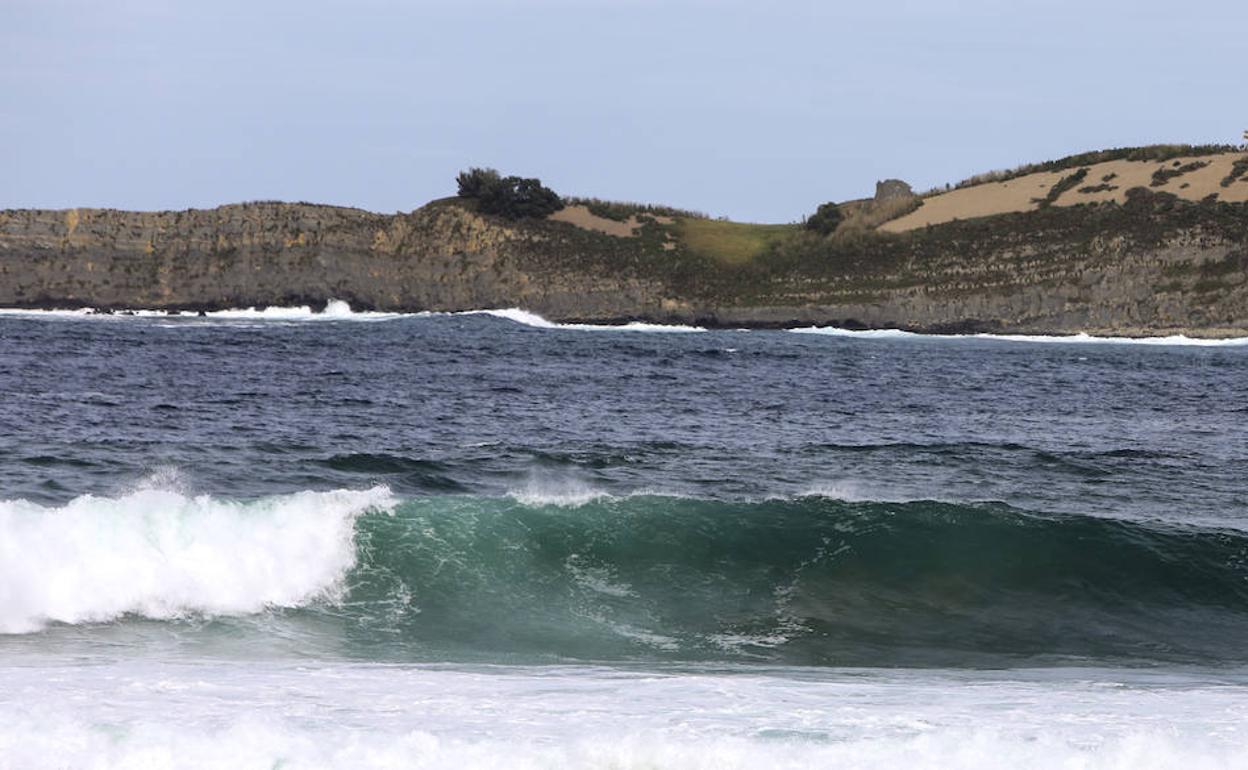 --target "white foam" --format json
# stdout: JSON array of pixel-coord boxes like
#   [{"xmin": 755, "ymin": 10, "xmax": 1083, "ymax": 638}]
[
  {"xmin": 469, "ymin": 307, "xmax": 705, "ymax": 333},
  {"xmin": 507, "ymin": 479, "xmax": 615, "ymax": 507},
  {"xmin": 0, "ymin": 307, "xmax": 94, "ymax": 318},
  {"xmin": 204, "ymin": 299, "xmax": 406, "ymax": 321},
  {"xmin": 0, "ymin": 300, "xmax": 408, "ymax": 322},
  {"xmin": 3, "ymin": 663, "xmax": 1247, "ymax": 770},
  {"xmin": 3, "ymin": 304, "xmax": 1245, "ymax": 341},
  {"xmin": 793, "ymin": 481, "xmax": 875, "ymax": 502},
  {"xmin": 790, "ymin": 325, "xmax": 1248, "ymax": 346},
  {"xmin": 785, "ymin": 481, "xmax": 955, "ymax": 505},
  {"xmin": 0, "ymin": 303, "xmax": 705, "ymax": 331},
  {"xmin": 8, "ymin": 722, "xmax": 1247, "ymax": 770},
  {"xmin": 0, "ymin": 482, "xmax": 395, "ymax": 633}
]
